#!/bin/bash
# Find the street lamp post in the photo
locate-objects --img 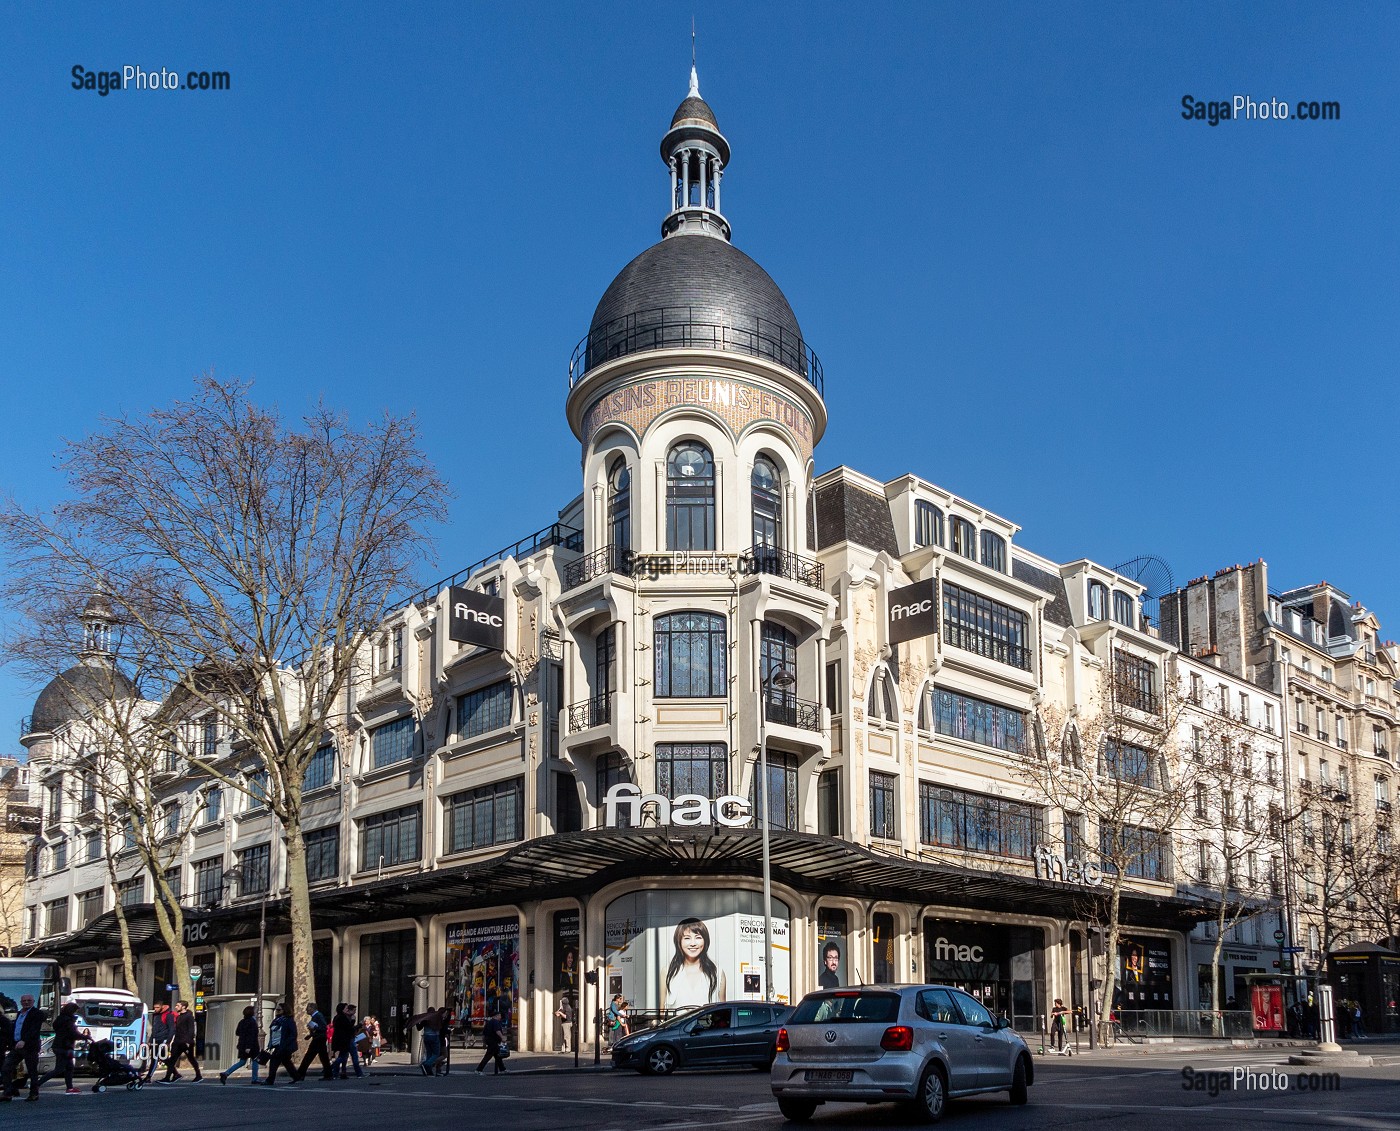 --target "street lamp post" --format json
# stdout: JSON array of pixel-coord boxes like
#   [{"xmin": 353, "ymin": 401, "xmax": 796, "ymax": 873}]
[{"xmin": 757, "ymin": 665, "xmax": 796, "ymax": 1003}]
